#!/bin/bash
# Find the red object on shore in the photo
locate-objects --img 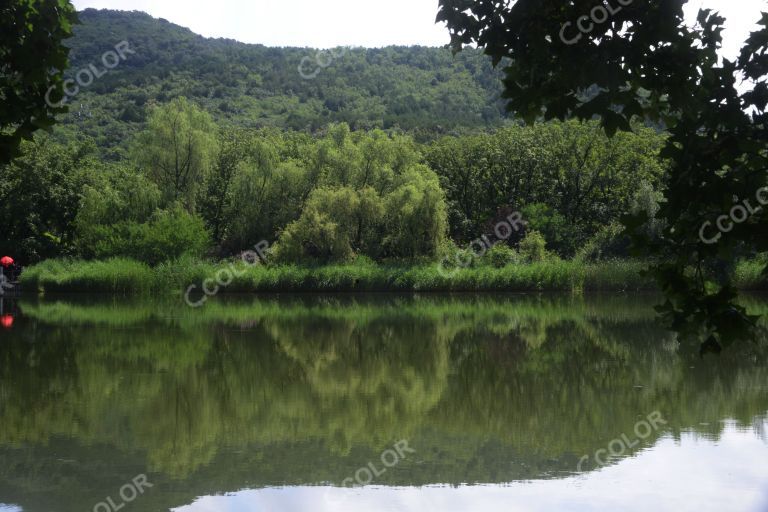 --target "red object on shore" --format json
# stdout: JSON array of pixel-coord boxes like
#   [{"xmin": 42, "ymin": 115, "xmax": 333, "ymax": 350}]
[
  {"xmin": 0, "ymin": 315, "xmax": 13, "ymax": 329},
  {"xmin": 0, "ymin": 256, "xmax": 13, "ymax": 267}
]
